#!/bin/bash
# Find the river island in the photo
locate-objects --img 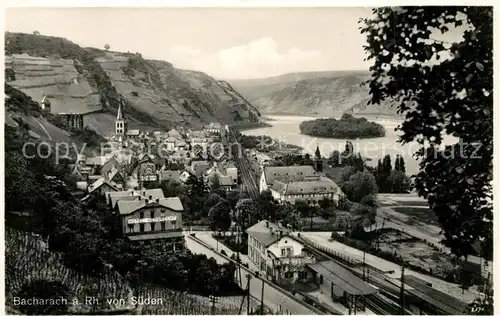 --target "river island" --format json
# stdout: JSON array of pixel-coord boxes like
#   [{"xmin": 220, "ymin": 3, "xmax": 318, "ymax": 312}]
[{"xmin": 299, "ymin": 113, "xmax": 386, "ymax": 139}]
